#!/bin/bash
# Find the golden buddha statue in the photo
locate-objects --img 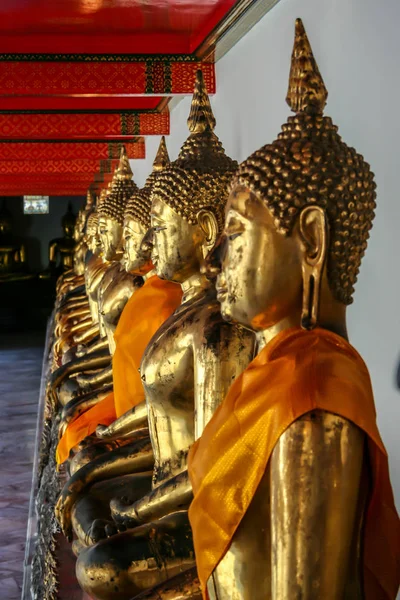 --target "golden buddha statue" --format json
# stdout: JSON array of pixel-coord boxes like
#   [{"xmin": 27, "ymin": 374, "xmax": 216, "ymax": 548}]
[
  {"xmin": 70, "ymin": 71, "xmax": 255, "ymax": 600},
  {"xmin": 55, "ymin": 209, "xmax": 98, "ymax": 313},
  {"xmin": 69, "ymin": 189, "xmax": 96, "ymax": 282},
  {"xmin": 54, "ymin": 148, "xmax": 135, "ymax": 363},
  {"xmin": 54, "ymin": 138, "xmax": 186, "ymax": 556},
  {"xmin": 60, "ymin": 139, "xmax": 172, "ymax": 436},
  {"xmin": 0, "ymin": 200, "xmax": 27, "ymax": 279},
  {"xmin": 39, "ymin": 203, "xmax": 76, "ymax": 279},
  {"xmin": 71, "ymin": 153, "xmax": 139, "ymax": 380},
  {"xmin": 188, "ymin": 19, "xmax": 400, "ymax": 600},
  {"xmin": 55, "ymin": 211, "xmax": 104, "ymax": 359},
  {"xmin": 76, "ymin": 189, "xmax": 96, "ymax": 242}
]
